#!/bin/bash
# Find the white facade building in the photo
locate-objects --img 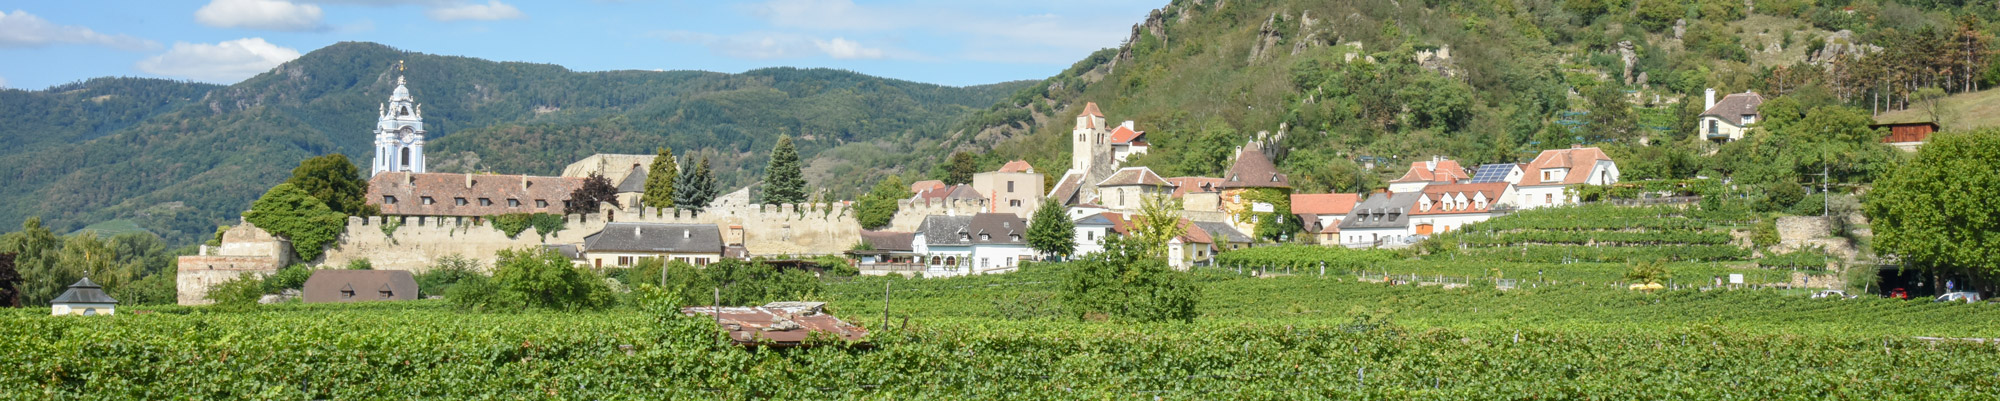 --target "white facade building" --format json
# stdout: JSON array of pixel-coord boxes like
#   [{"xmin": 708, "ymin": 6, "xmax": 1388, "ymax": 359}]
[{"xmin": 373, "ymin": 75, "xmax": 427, "ymax": 176}]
